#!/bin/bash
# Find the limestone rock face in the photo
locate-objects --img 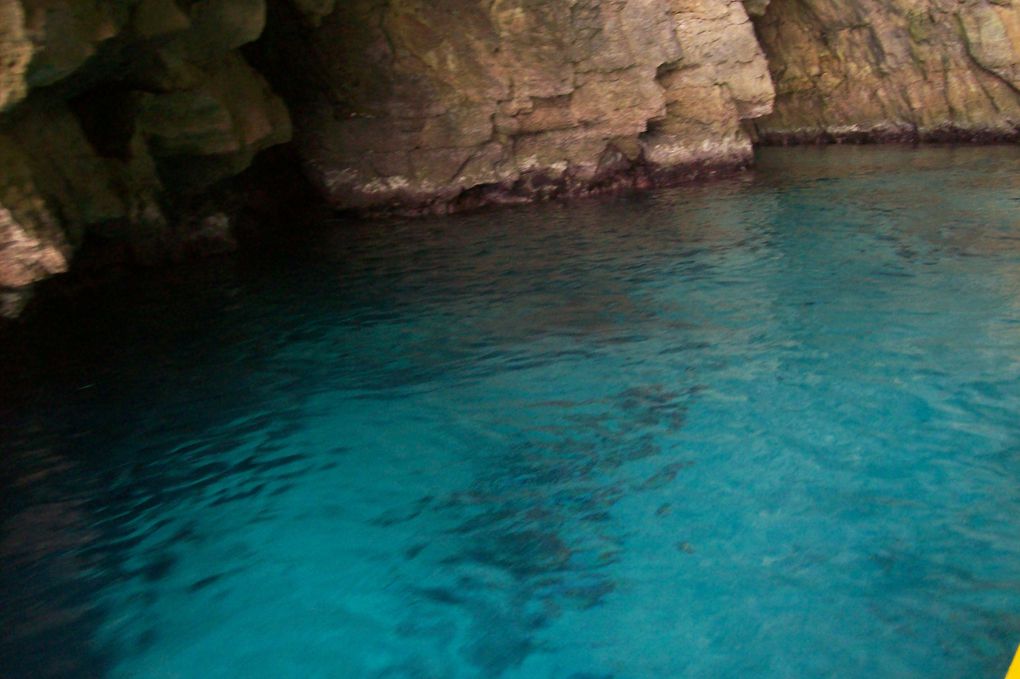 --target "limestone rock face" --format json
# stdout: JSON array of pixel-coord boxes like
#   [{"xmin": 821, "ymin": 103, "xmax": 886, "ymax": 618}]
[
  {"xmin": 0, "ymin": 0, "xmax": 291, "ymax": 313},
  {"xmin": 3, "ymin": 0, "xmax": 1020, "ymax": 316},
  {"xmin": 742, "ymin": 0, "xmax": 770, "ymax": 16},
  {"xmin": 0, "ymin": 134, "xmax": 70, "ymax": 290},
  {"xmin": 0, "ymin": 0, "xmax": 34, "ymax": 111},
  {"xmin": 752, "ymin": 0, "xmax": 1020, "ymax": 141},
  {"xmin": 263, "ymin": 0, "xmax": 774, "ymax": 213}
]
